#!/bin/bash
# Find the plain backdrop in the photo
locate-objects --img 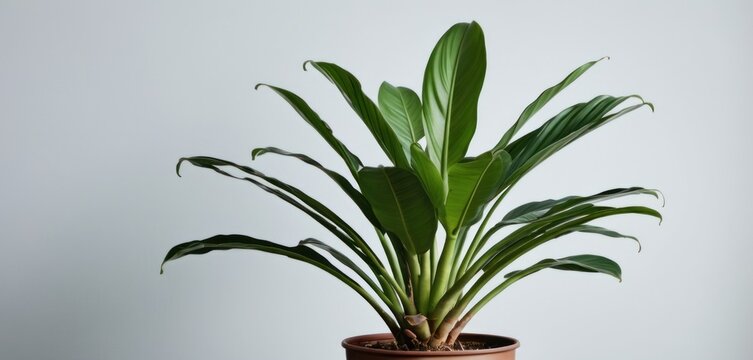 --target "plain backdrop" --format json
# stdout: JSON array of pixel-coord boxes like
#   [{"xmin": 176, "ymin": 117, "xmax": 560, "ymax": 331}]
[{"xmin": 1, "ymin": 0, "xmax": 751, "ymax": 359}]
